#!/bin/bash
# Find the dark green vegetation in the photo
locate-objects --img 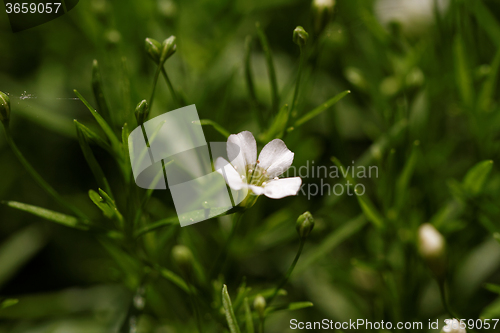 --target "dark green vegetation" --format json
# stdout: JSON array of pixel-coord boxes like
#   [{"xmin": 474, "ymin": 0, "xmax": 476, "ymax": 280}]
[{"xmin": 1, "ymin": 0, "xmax": 500, "ymax": 332}]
